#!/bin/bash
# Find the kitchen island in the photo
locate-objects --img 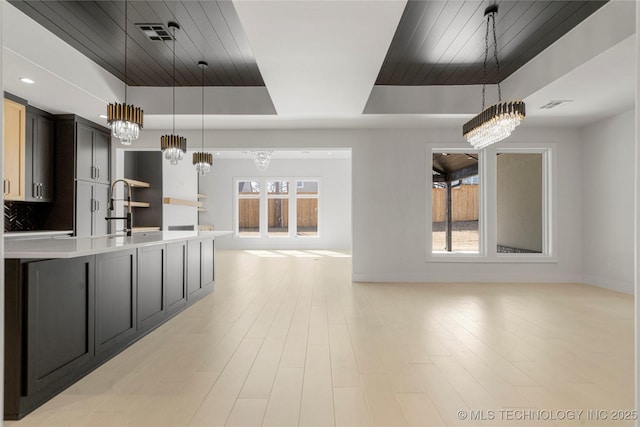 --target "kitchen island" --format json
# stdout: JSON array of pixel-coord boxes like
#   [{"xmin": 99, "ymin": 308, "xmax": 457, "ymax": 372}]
[{"xmin": 4, "ymin": 231, "xmax": 231, "ymax": 420}]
